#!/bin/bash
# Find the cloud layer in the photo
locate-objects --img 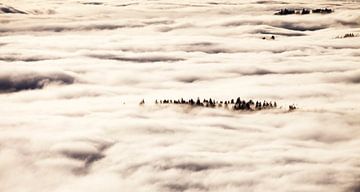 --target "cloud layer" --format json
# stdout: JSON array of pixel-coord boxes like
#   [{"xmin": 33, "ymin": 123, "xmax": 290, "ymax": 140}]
[{"xmin": 0, "ymin": 0, "xmax": 360, "ymax": 192}]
